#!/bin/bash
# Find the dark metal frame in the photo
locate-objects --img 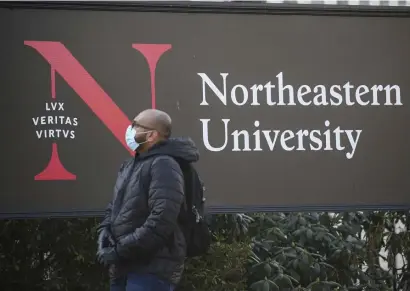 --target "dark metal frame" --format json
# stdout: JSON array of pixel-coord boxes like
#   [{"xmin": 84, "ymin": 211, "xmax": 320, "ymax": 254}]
[
  {"xmin": 1, "ymin": 1, "xmax": 410, "ymax": 16},
  {"xmin": 1, "ymin": 1, "xmax": 409, "ymax": 218},
  {"xmin": 1, "ymin": 204, "xmax": 409, "ymax": 219}
]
